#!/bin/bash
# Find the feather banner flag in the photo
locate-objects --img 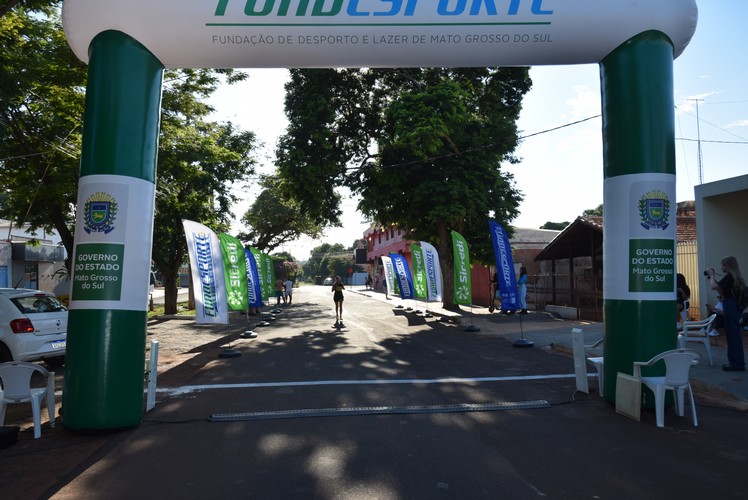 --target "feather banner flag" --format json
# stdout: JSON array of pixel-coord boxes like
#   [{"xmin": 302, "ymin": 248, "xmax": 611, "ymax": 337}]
[
  {"xmin": 409, "ymin": 243, "xmax": 428, "ymax": 299},
  {"xmin": 390, "ymin": 253, "xmax": 415, "ymax": 300},
  {"xmin": 182, "ymin": 220, "xmax": 228, "ymax": 324},
  {"xmin": 380, "ymin": 255, "xmax": 398, "ymax": 296},
  {"xmin": 419, "ymin": 241, "xmax": 443, "ymax": 302},
  {"xmin": 249, "ymin": 247, "xmax": 267, "ymax": 303},
  {"xmin": 244, "ymin": 248, "xmax": 263, "ymax": 308},
  {"xmin": 263, "ymin": 252, "xmax": 275, "ymax": 301},
  {"xmin": 218, "ymin": 233, "xmax": 248, "ymax": 311},
  {"xmin": 451, "ymin": 230, "xmax": 472, "ymax": 305},
  {"xmin": 489, "ymin": 220, "xmax": 518, "ymax": 310}
]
